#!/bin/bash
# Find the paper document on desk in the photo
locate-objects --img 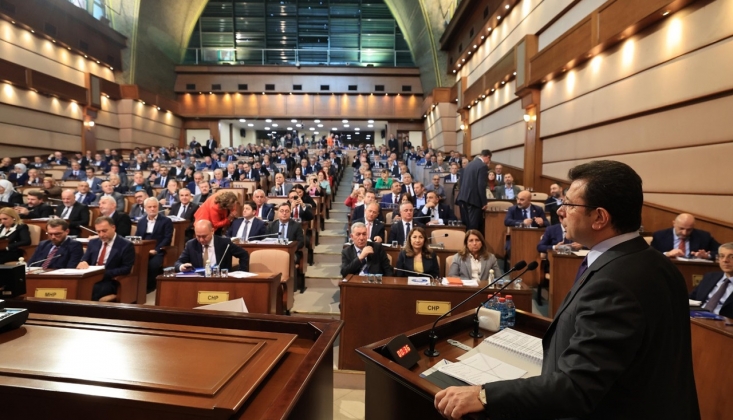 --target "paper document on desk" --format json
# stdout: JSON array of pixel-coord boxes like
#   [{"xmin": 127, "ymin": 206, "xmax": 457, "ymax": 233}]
[
  {"xmin": 689, "ymin": 299, "xmax": 702, "ymax": 307},
  {"xmin": 458, "ymin": 329, "xmax": 543, "ymax": 378},
  {"xmin": 438, "ymin": 353, "xmax": 527, "ymax": 385},
  {"xmin": 573, "ymin": 250, "xmax": 590, "ymax": 257},
  {"xmin": 194, "ymin": 297, "xmax": 248, "ymax": 313},
  {"xmin": 227, "ymin": 271, "xmax": 258, "ymax": 278},
  {"xmin": 676, "ymin": 257, "xmax": 714, "ymax": 263},
  {"xmin": 40, "ymin": 266, "xmax": 105, "ymax": 275},
  {"xmin": 440, "ymin": 278, "xmax": 479, "ymax": 287}
]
